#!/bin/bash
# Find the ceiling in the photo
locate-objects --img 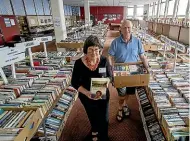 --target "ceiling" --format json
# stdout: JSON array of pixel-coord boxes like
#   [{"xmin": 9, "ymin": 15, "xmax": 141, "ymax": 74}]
[{"xmin": 63, "ymin": 0, "xmax": 158, "ymax": 6}]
